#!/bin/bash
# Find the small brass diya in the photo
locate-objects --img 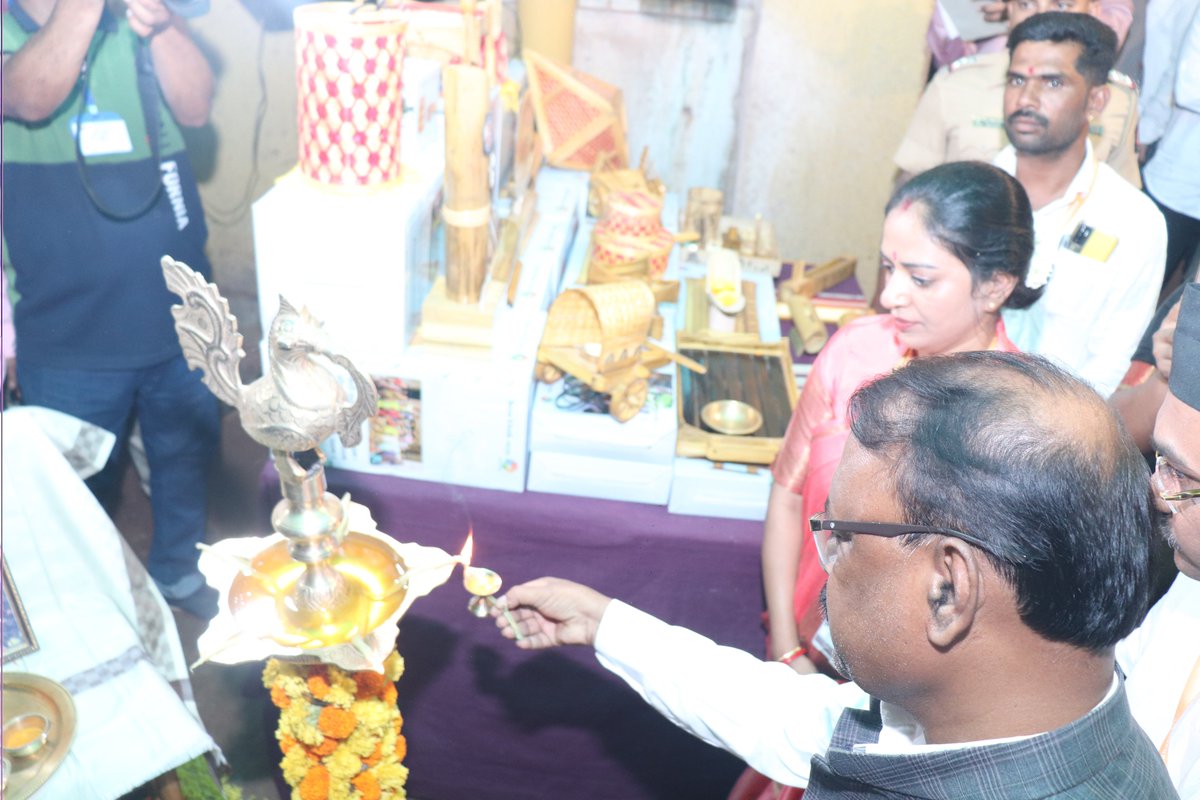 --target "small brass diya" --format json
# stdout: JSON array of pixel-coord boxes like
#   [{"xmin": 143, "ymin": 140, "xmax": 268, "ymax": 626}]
[
  {"xmin": 2, "ymin": 713, "xmax": 50, "ymax": 759},
  {"xmin": 701, "ymin": 399, "xmax": 763, "ymax": 436}
]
